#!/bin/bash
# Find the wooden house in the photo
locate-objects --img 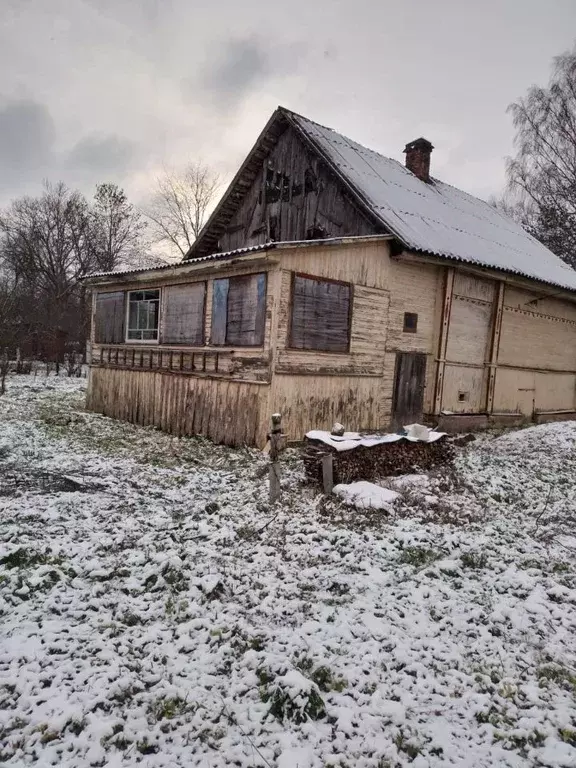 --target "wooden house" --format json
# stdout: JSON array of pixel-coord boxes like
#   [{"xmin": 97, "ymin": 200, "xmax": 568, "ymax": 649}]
[{"xmin": 85, "ymin": 107, "xmax": 576, "ymax": 446}]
